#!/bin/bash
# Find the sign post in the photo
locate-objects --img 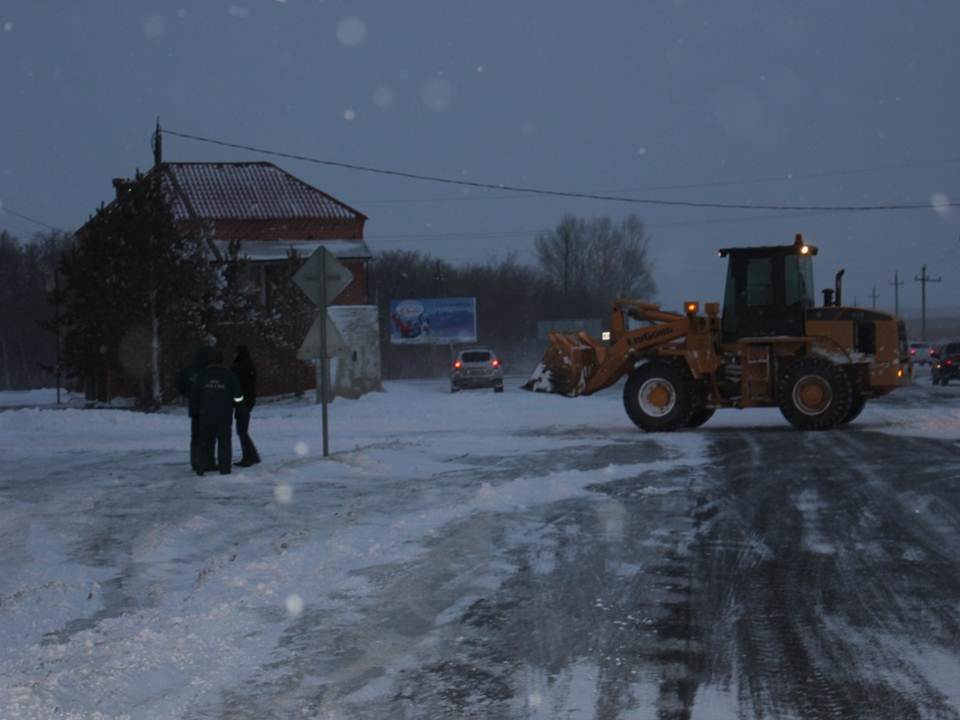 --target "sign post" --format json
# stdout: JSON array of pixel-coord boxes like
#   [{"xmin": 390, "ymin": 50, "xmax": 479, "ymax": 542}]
[
  {"xmin": 319, "ymin": 252, "xmax": 329, "ymax": 456},
  {"xmin": 293, "ymin": 247, "xmax": 353, "ymax": 457}
]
